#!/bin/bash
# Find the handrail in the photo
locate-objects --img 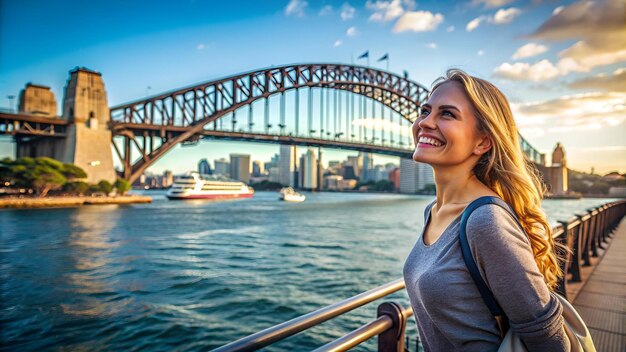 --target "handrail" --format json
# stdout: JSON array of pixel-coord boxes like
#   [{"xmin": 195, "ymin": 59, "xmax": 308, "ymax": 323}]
[
  {"xmin": 313, "ymin": 306, "xmax": 414, "ymax": 352},
  {"xmin": 212, "ymin": 279, "xmax": 406, "ymax": 352},
  {"xmin": 213, "ymin": 200, "xmax": 626, "ymax": 352}
]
